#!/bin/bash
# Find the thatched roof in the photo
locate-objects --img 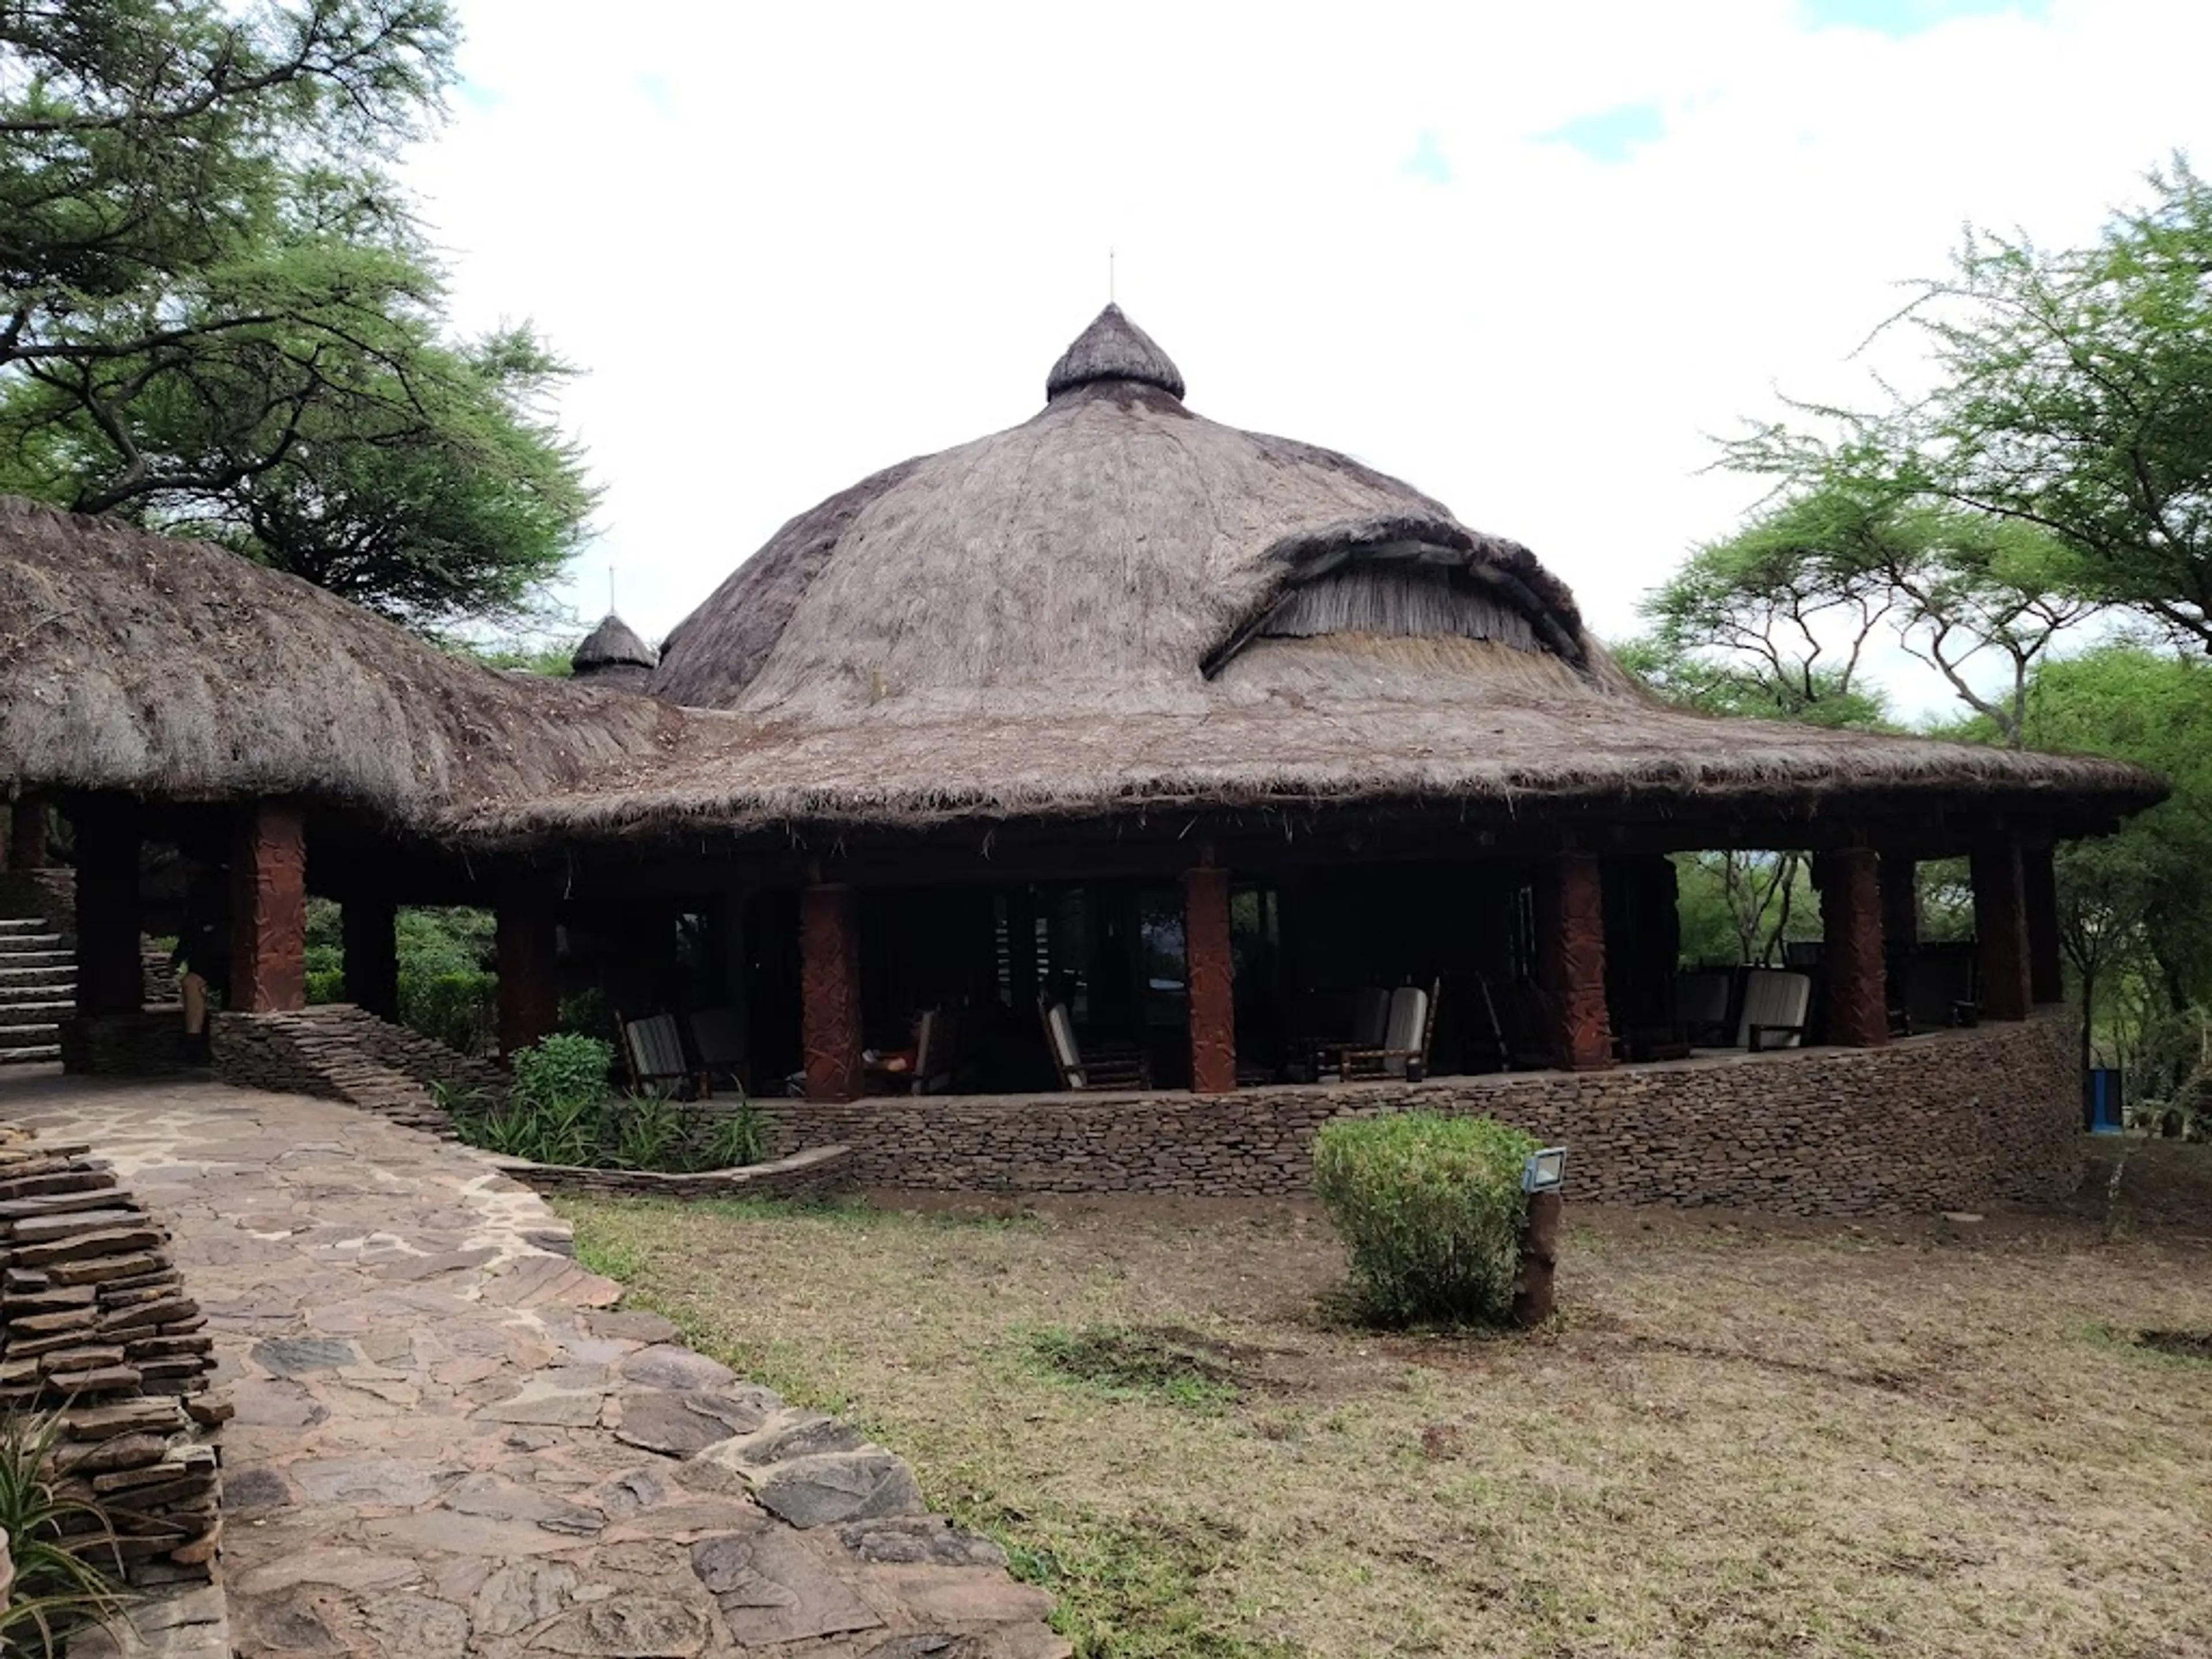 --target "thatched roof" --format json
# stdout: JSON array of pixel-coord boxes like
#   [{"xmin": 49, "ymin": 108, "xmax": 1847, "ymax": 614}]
[
  {"xmin": 0, "ymin": 497, "xmax": 682, "ymax": 826},
  {"xmin": 0, "ymin": 304, "xmax": 2170, "ymax": 854},
  {"xmin": 573, "ymin": 612, "xmax": 656, "ymax": 675}
]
